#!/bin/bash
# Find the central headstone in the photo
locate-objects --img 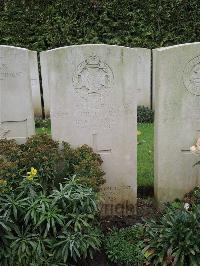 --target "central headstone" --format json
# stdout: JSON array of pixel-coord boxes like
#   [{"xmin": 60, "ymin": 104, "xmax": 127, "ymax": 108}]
[
  {"xmin": 40, "ymin": 44, "xmax": 138, "ymax": 216},
  {"xmin": 0, "ymin": 46, "xmax": 35, "ymax": 143},
  {"xmin": 41, "ymin": 48, "xmax": 151, "ymax": 117}
]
